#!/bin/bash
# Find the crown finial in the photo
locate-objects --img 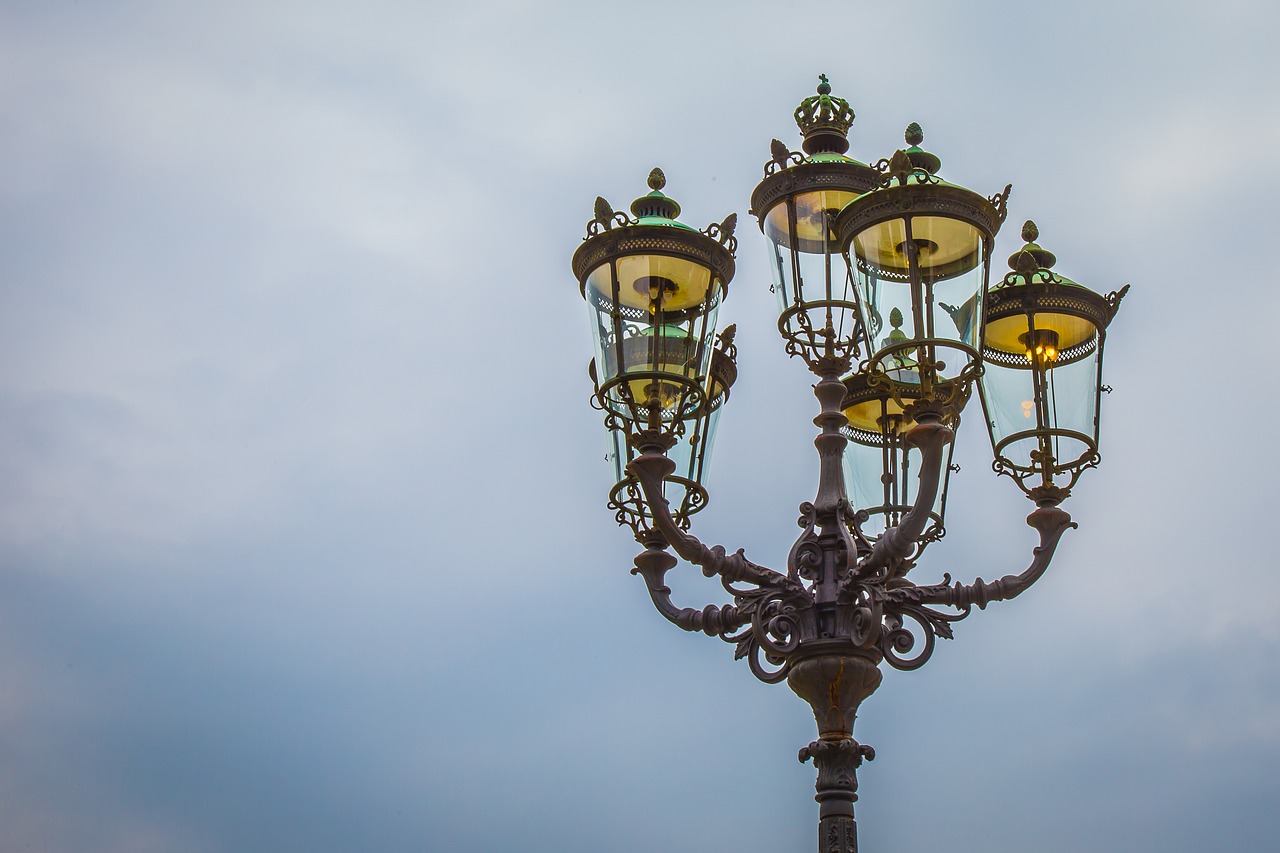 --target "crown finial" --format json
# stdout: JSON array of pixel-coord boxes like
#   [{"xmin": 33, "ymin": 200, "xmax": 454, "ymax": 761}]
[
  {"xmin": 793, "ymin": 76, "xmax": 855, "ymax": 156},
  {"xmin": 647, "ymin": 167, "xmax": 666, "ymax": 191}
]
